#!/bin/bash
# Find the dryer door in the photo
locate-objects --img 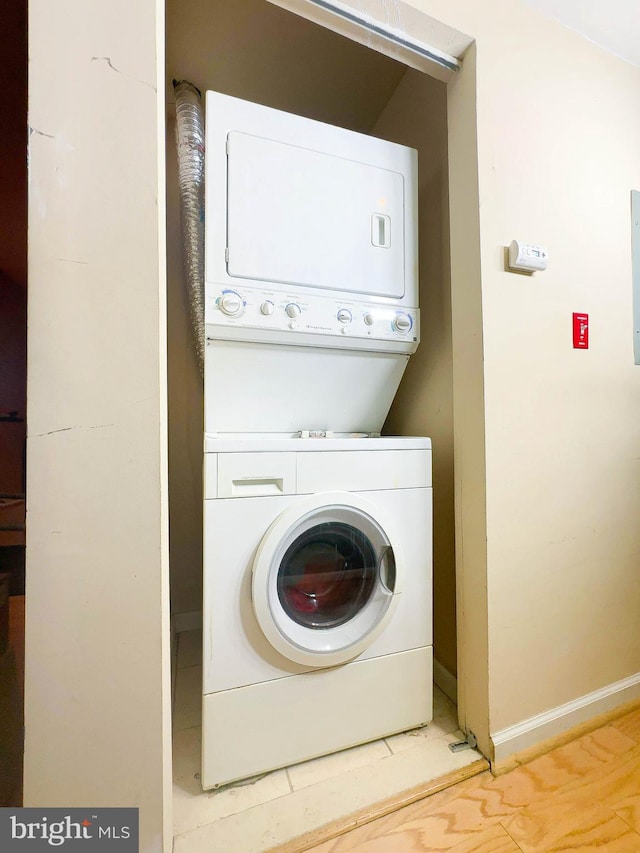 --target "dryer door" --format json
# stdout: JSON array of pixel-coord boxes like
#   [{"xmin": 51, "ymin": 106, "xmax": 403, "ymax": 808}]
[
  {"xmin": 252, "ymin": 492, "xmax": 403, "ymax": 667},
  {"xmin": 225, "ymin": 131, "xmax": 406, "ymax": 298}
]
